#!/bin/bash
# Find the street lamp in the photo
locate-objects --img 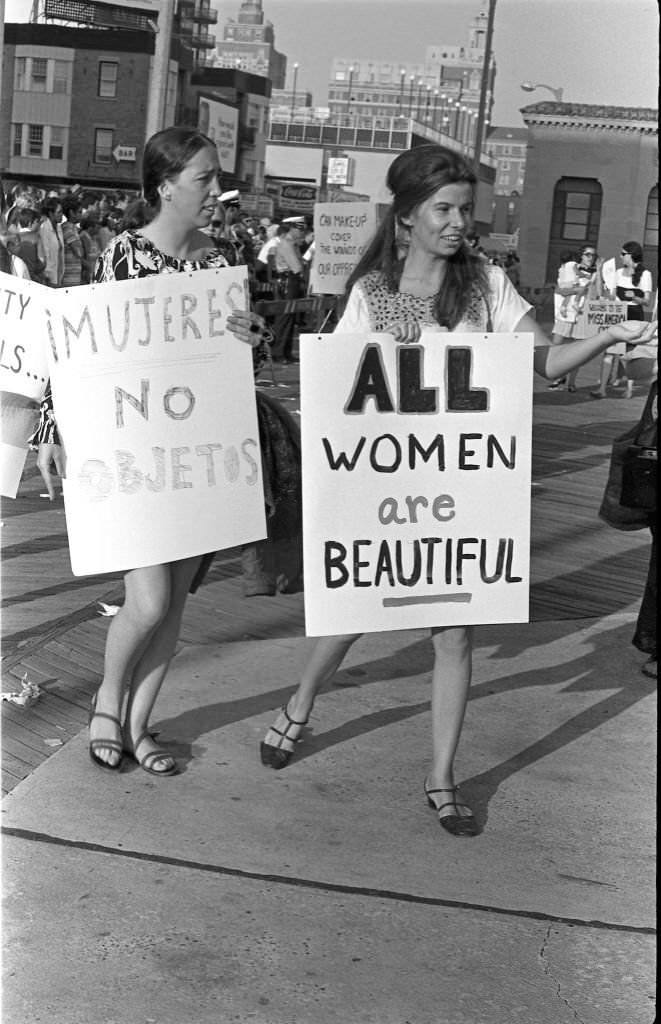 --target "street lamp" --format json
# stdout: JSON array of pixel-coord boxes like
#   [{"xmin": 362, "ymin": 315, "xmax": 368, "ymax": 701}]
[
  {"xmin": 291, "ymin": 62, "xmax": 299, "ymax": 119},
  {"xmin": 520, "ymin": 81, "xmax": 564, "ymax": 101},
  {"xmin": 408, "ymin": 74, "xmax": 415, "ymax": 116},
  {"xmin": 345, "ymin": 65, "xmax": 355, "ymax": 118},
  {"xmin": 399, "ymin": 68, "xmax": 406, "ymax": 107}
]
